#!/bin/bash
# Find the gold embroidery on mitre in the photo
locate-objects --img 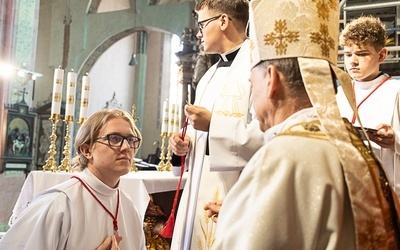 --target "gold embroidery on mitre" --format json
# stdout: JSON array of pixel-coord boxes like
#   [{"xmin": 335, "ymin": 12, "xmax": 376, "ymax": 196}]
[
  {"xmin": 264, "ymin": 19, "xmax": 299, "ymax": 55},
  {"xmin": 214, "ymin": 79, "xmax": 245, "ymax": 117},
  {"xmin": 310, "ymin": 23, "xmax": 335, "ymax": 58},
  {"xmin": 196, "ymin": 188, "xmax": 220, "ymax": 250},
  {"xmin": 312, "ymin": 0, "xmax": 336, "ymax": 21}
]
